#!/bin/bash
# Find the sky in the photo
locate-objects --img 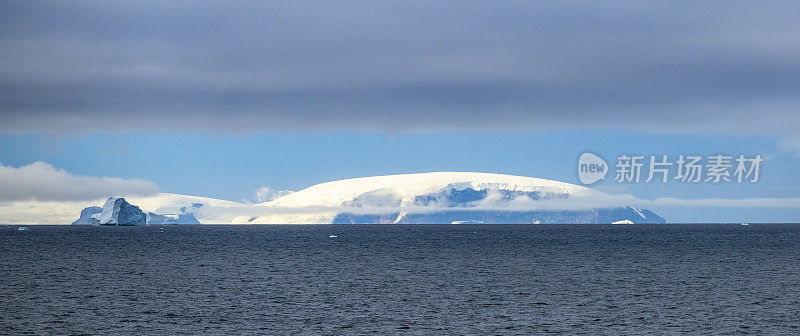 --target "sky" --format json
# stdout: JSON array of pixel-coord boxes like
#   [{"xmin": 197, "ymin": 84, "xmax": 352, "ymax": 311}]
[{"xmin": 1, "ymin": 1, "xmax": 800, "ymax": 222}]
